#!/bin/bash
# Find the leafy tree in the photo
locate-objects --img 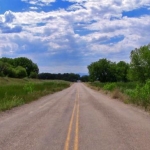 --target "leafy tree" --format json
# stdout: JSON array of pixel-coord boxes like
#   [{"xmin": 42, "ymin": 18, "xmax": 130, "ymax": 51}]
[
  {"xmin": 0, "ymin": 57, "xmax": 39, "ymax": 78},
  {"xmin": 80, "ymin": 75, "xmax": 89, "ymax": 82},
  {"xmin": 38, "ymin": 73, "xmax": 80, "ymax": 82},
  {"xmin": 0, "ymin": 61, "xmax": 16, "ymax": 77},
  {"xmin": 13, "ymin": 57, "xmax": 39, "ymax": 76},
  {"xmin": 129, "ymin": 44, "xmax": 150, "ymax": 82},
  {"xmin": 16, "ymin": 66, "xmax": 27, "ymax": 78},
  {"xmin": 116, "ymin": 61, "xmax": 129, "ymax": 82},
  {"xmin": 87, "ymin": 61, "xmax": 99, "ymax": 81},
  {"xmin": 6, "ymin": 67, "xmax": 17, "ymax": 78},
  {"xmin": 0, "ymin": 61, "xmax": 6, "ymax": 76},
  {"xmin": 88, "ymin": 58, "xmax": 117, "ymax": 82},
  {"xmin": 0, "ymin": 57, "xmax": 14, "ymax": 66},
  {"xmin": 29, "ymin": 72, "xmax": 38, "ymax": 78}
]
